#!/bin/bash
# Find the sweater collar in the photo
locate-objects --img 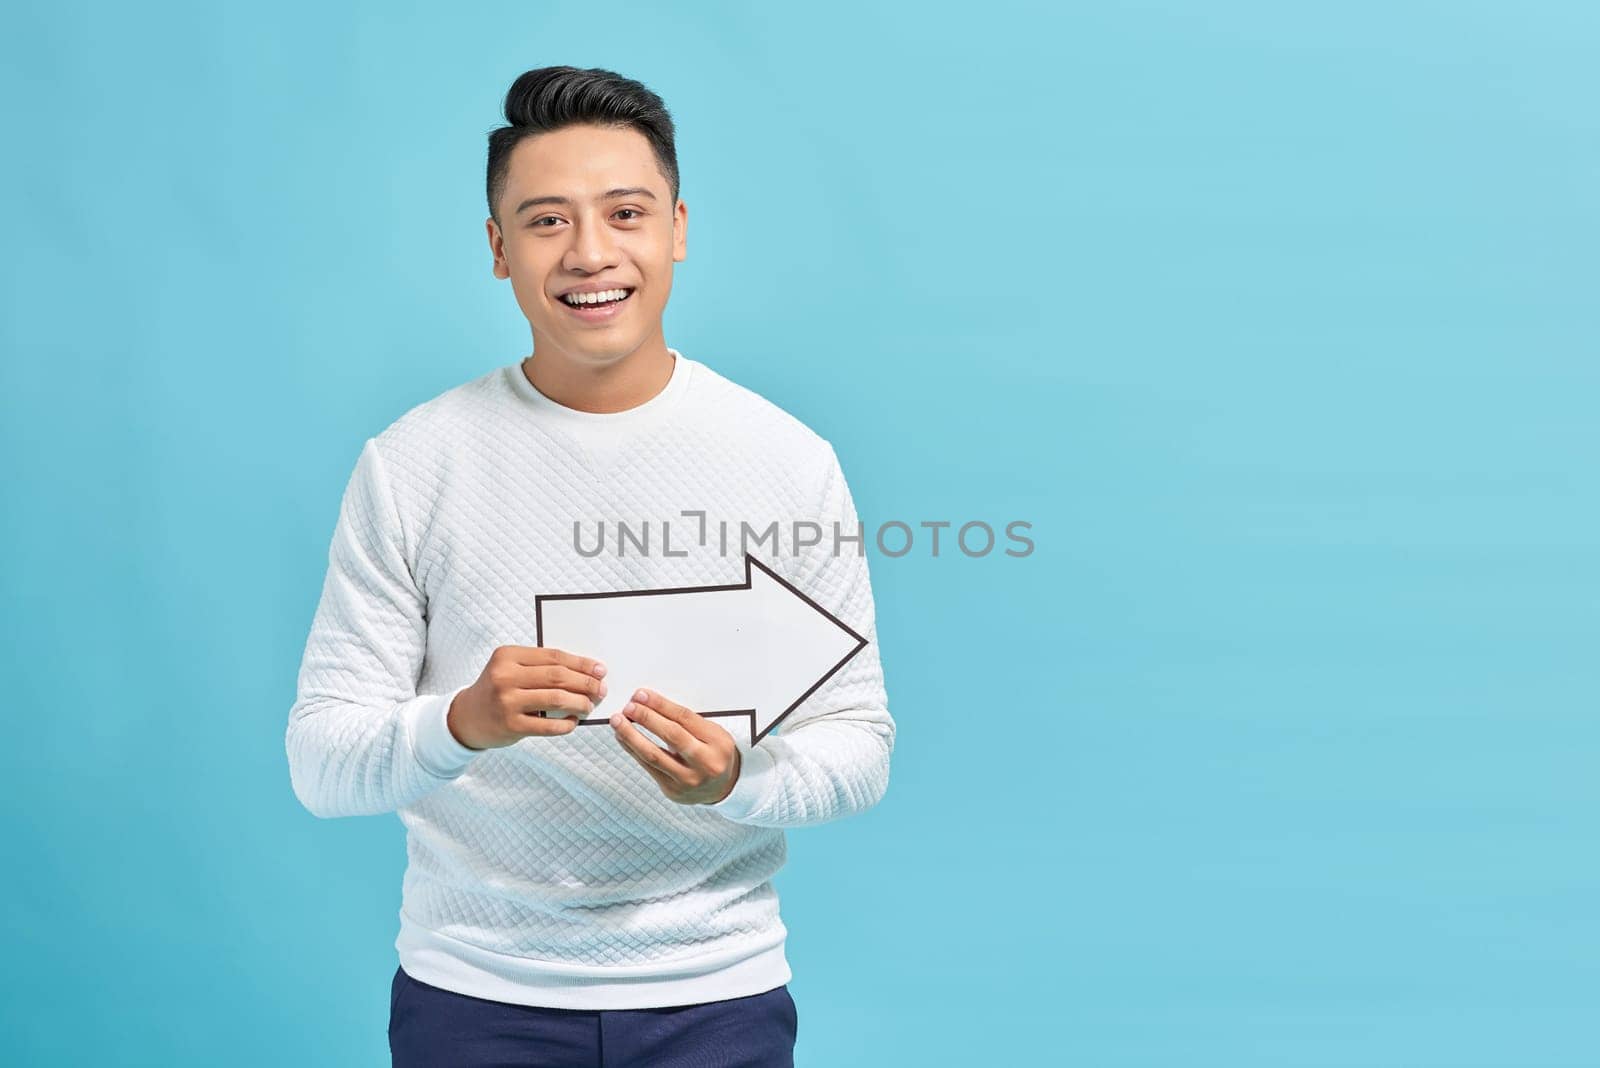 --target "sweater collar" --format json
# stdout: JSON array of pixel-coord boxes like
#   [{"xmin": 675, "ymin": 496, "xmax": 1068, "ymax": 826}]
[{"xmin": 506, "ymin": 348, "xmax": 694, "ymax": 434}]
